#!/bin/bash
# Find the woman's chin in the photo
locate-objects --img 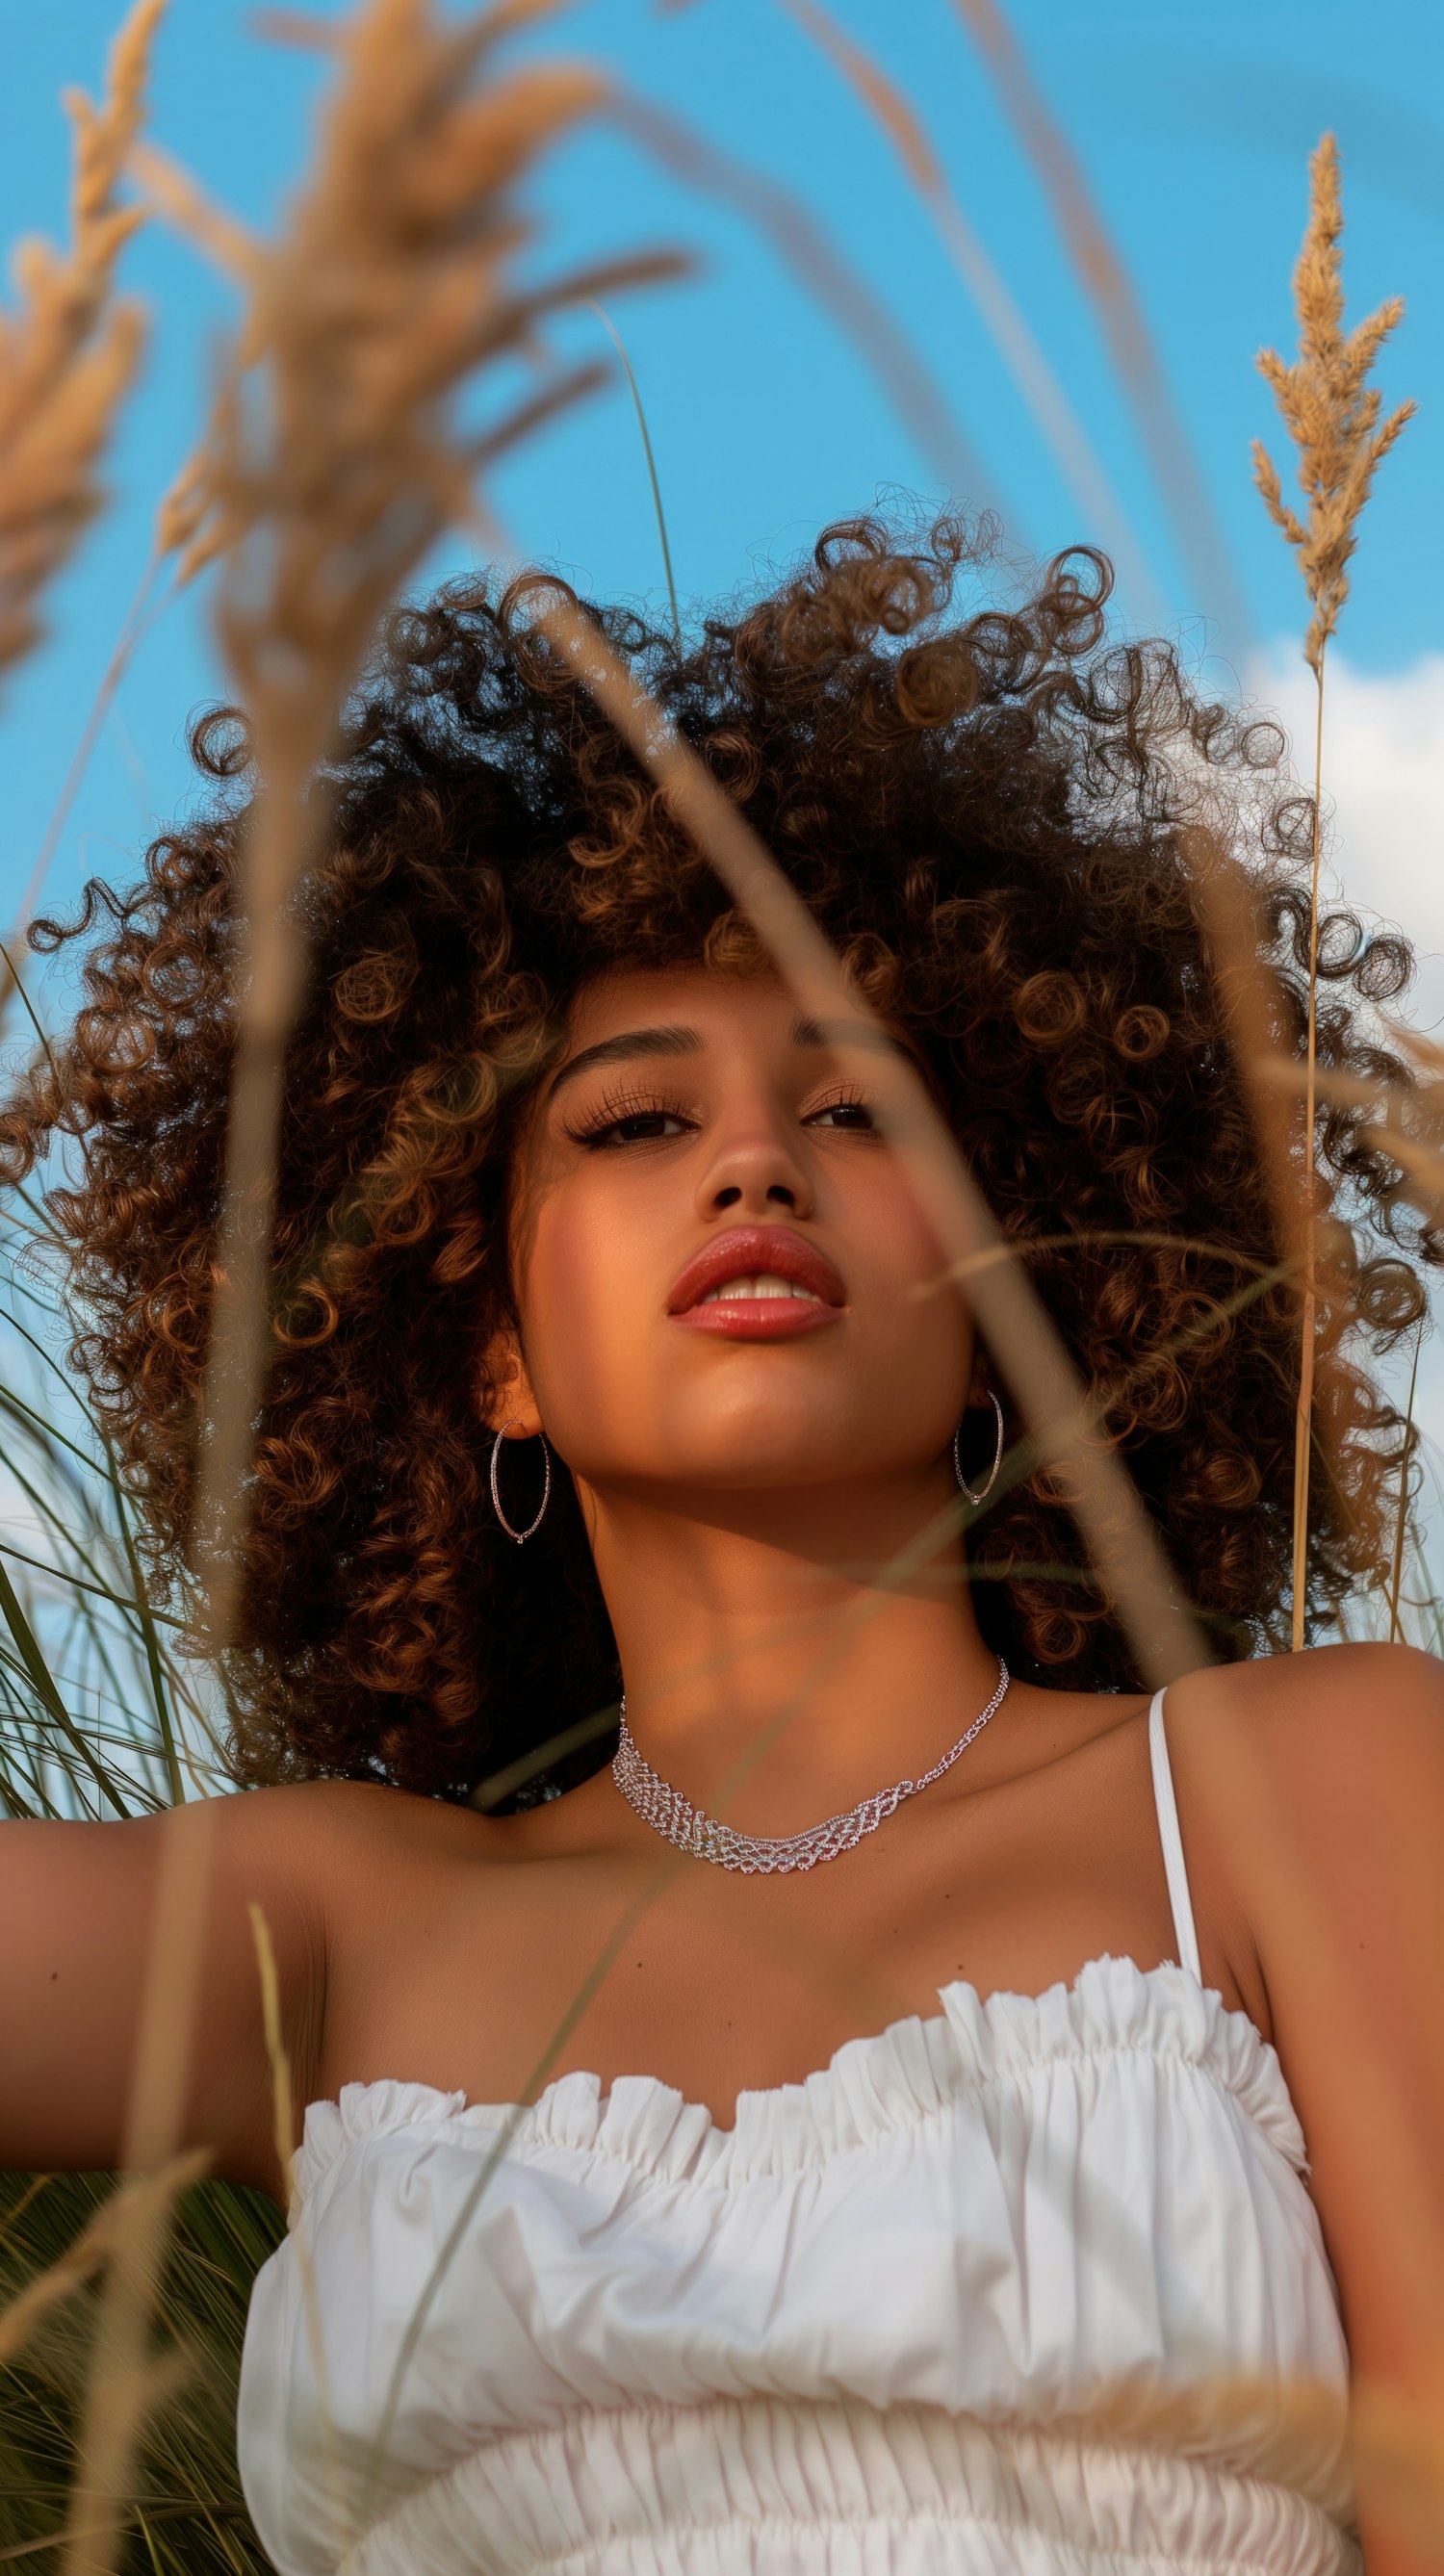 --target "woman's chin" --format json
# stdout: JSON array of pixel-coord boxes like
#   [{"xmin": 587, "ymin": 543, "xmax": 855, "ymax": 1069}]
[{"xmin": 588, "ymin": 1436, "xmax": 929, "ymax": 1502}]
